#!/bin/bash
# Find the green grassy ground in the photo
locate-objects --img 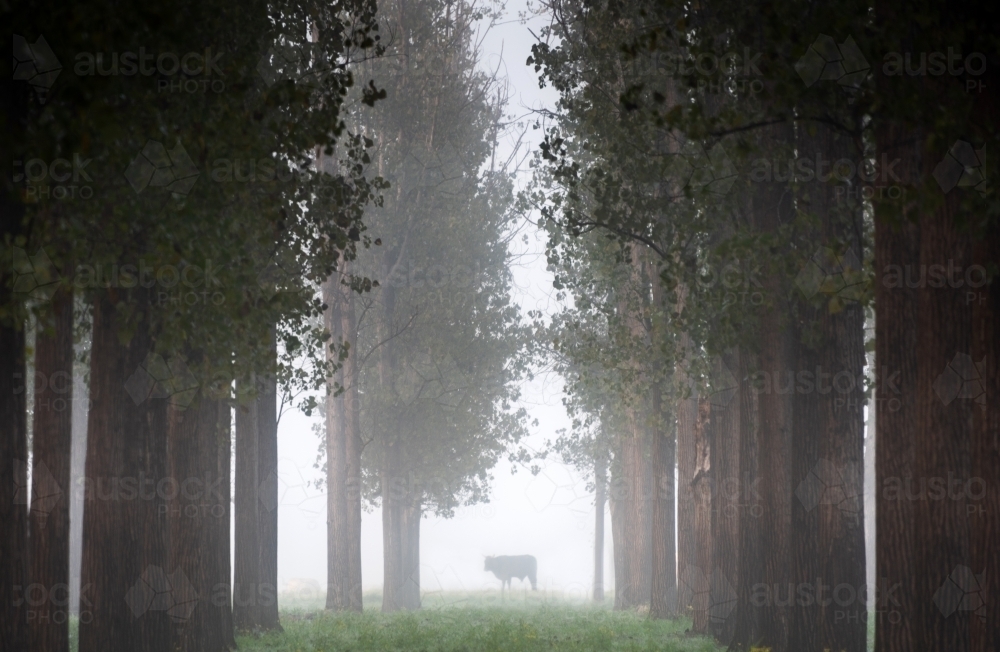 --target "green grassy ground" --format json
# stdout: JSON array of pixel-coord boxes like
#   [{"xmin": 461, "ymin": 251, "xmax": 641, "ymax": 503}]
[
  {"xmin": 66, "ymin": 595, "xmax": 878, "ymax": 651},
  {"xmin": 236, "ymin": 591, "xmax": 723, "ymax": 652}
]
